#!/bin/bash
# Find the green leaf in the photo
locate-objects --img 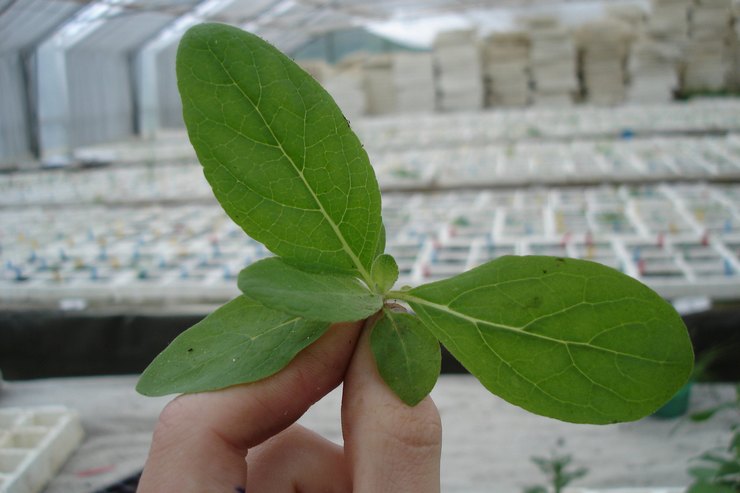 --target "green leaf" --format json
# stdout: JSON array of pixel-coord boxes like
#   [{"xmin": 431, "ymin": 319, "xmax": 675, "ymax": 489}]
[
  {"xmin": 237, "ymin": 257, "xmax": 382, "ymax": 322},
  {"xmin": 691, "ymin": 403, "xmax": 734, "ymax": 422},
  {"xmin": 177, "ymin": 23, "xmax": 382, "ymax": 281},
  {"xmin": 376, "ymin": 221, "xmax": 387, "ymax": 258},
  {"xmin": 731, "ymin": 430, "xmax": 740, "ymax": 455},
  {"xmin": 370, "ymin": 309, "xmax": 441, "ymax": 406},
  {"xmin": 687, "ymin": 481, "xmax": 737, "ymax": 493},
  {"xmin": 371, "ymin": 254, "xmax": 399, "ymax": 294},
  {"xmin": 397, "ymin": 255, "xmax": 694, "ymax": 424},
  {"xmin": 698, "ymin": 451, "xmax": 734, "ymax": 464},
  {"xmin": 717, "ymin": 459, "xmax": 740, "ymax": 476},
  {"xmin": 689, "ymin": 466, "xmax": 721, "ymax": 481},
  {"xmin": 524, "ymin": 486, "xmax": 548, "ymax": 493},
  {"xmin": 136, "ymin": 296, "xmax": 329, "ymax": 396}
]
